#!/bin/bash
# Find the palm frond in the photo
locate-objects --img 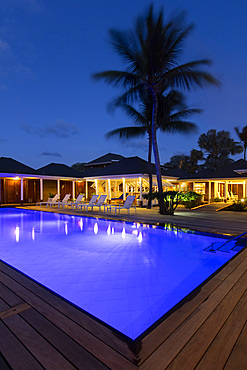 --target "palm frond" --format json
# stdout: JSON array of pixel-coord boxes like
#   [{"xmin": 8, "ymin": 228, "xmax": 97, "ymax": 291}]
[
  {"xmin": 92, "ymin": 70, "xmax": 141, "ymax": 89},
  {"xmin": 159, "ymin": 120, "xmax": 198, "ymax": 134},
  {"xmin": 105, "ymin": 126, "xmax": 146, "ymax": 139}
]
